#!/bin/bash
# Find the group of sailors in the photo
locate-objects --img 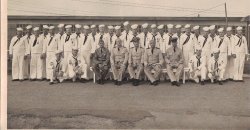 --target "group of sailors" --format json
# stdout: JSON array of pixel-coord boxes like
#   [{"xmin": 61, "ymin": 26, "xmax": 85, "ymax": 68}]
[{"xmin": 9, "ymin": 21, "xmax": 249, "ymax": 86}]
